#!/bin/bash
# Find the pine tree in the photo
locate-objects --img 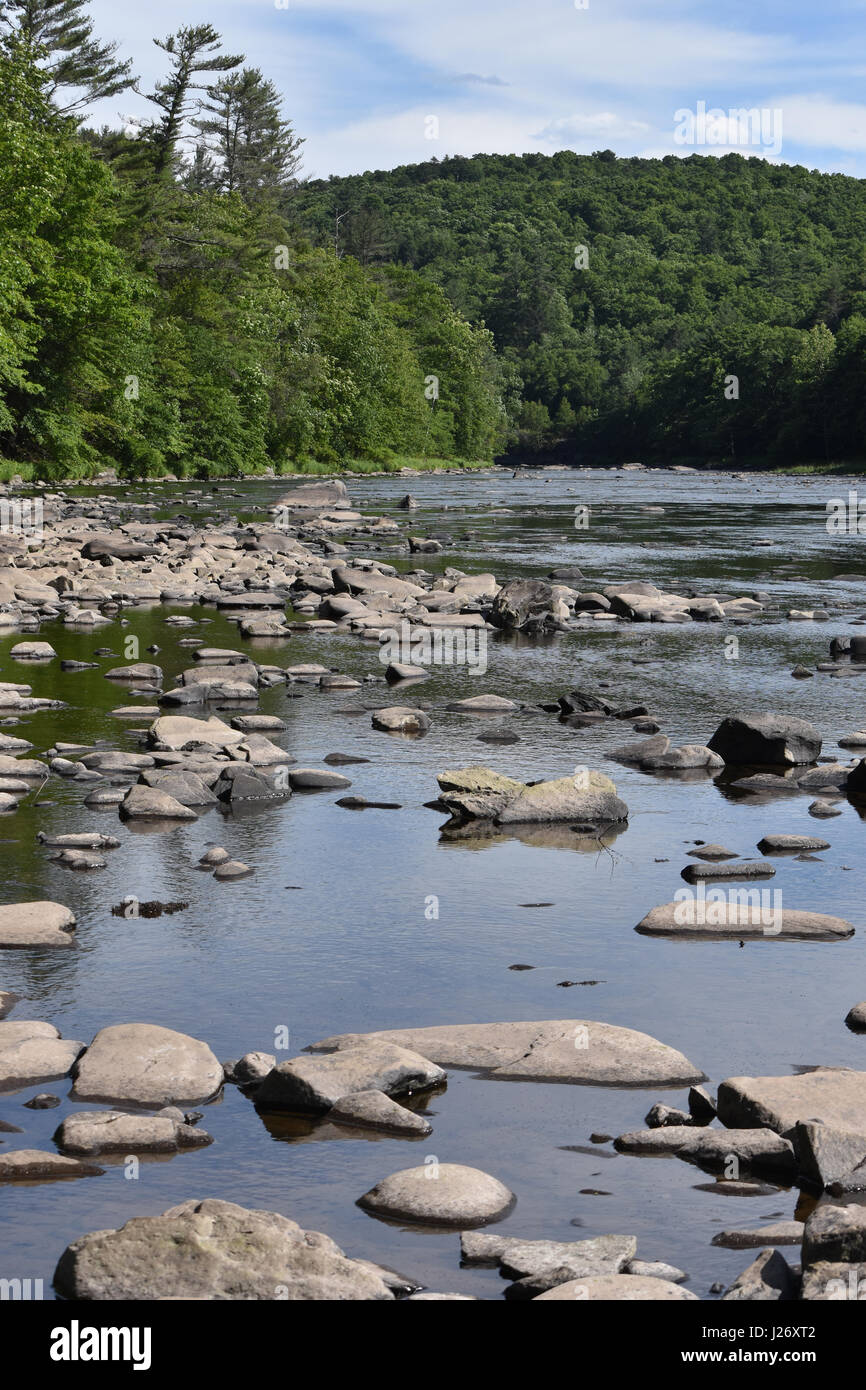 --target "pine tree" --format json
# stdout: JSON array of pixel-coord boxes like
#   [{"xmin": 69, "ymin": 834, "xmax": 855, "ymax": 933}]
[
  {"xmin": 140, "ymin": 24, "xmax": 242, "ymax": 179},
  {"xmin": 0, "ymin": 0, "xmax": 134, "ymax": 112},
  {"xmin": 192, "ymin": 66, "xmax": 303, "ymax": 202}
]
